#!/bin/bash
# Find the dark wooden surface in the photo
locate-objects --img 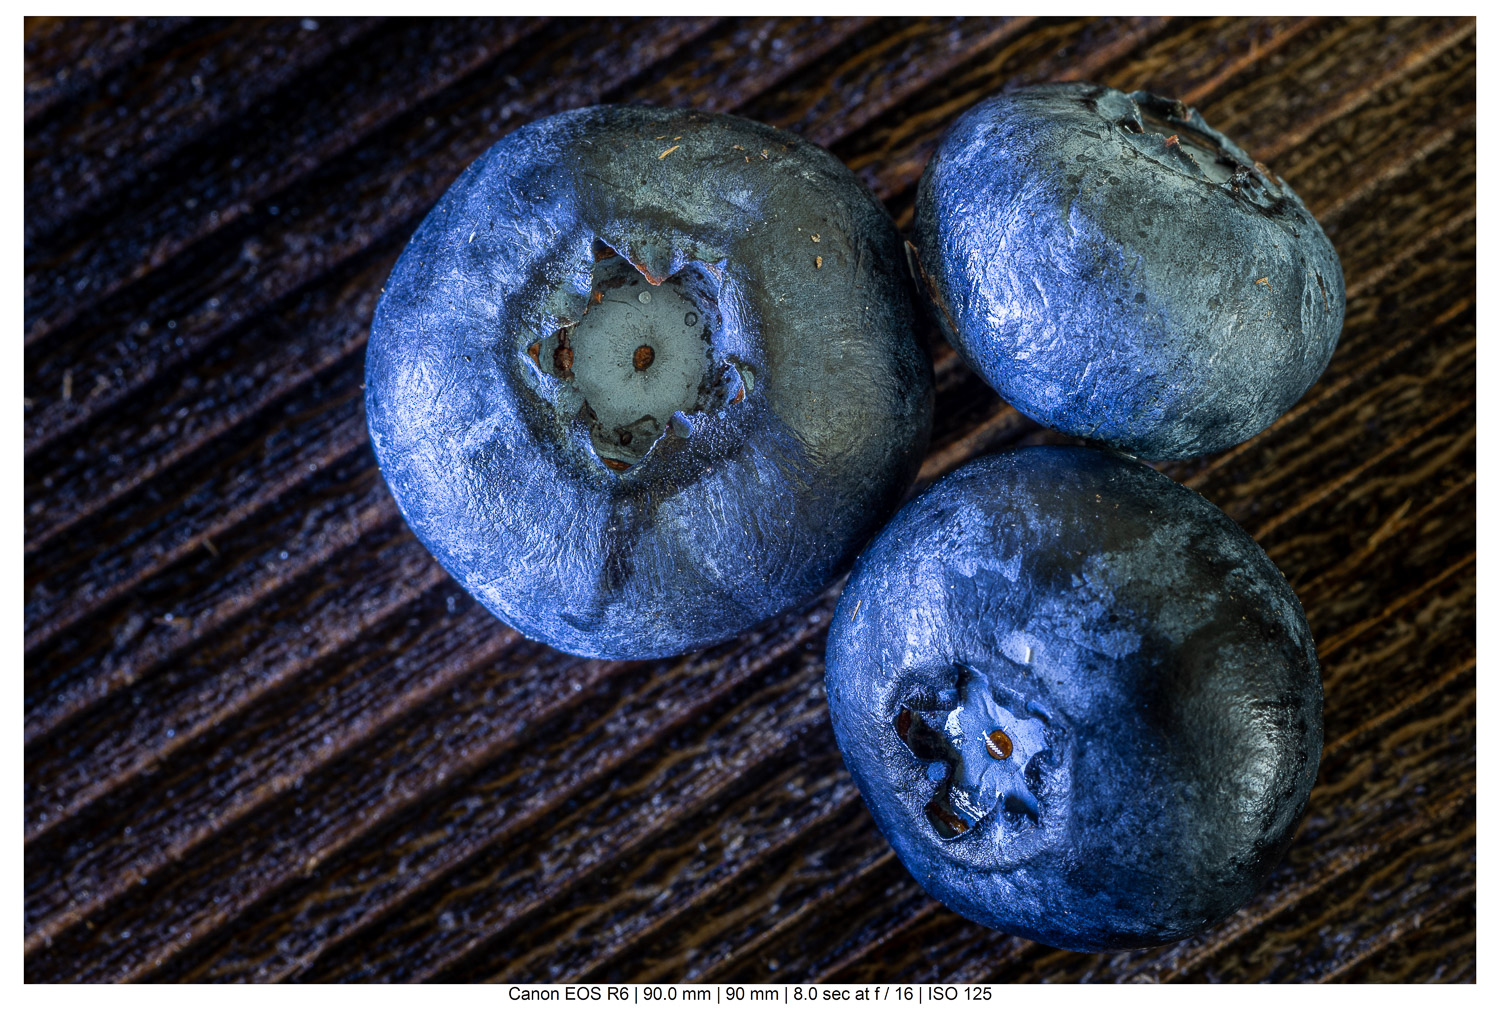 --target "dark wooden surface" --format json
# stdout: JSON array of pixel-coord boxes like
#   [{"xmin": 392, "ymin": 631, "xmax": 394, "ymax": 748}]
[{"xmin": 23, "ymin": 16, "xmax": 1476, "ymax": 983}]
